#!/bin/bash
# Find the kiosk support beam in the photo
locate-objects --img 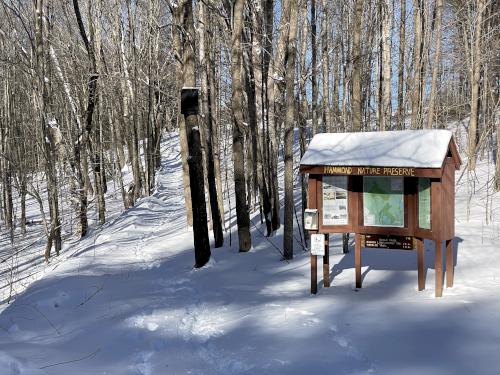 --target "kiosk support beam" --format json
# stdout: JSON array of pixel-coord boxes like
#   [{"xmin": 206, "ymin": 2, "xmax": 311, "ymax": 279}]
[
  {"xmin": 417, "ymin": 237, "xmax": 426, "ymax": 291},
  {"xmin": 323, "ymin": 234, "xmax": 330, "ymax": 287},
  {"xmin": 311, "ymin": 255, "xmax": 317, "ymax": 294},
  {"xmin": 446, "ymin": 239, "xmax": 454, "ymax": 288},
  {"xmin": 355, "ymin": 233, "xmax": 362, "ymax": 288},
  {"xmin": 435, "ymin": 240, "xmax": 443, "ymax": 297}
]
